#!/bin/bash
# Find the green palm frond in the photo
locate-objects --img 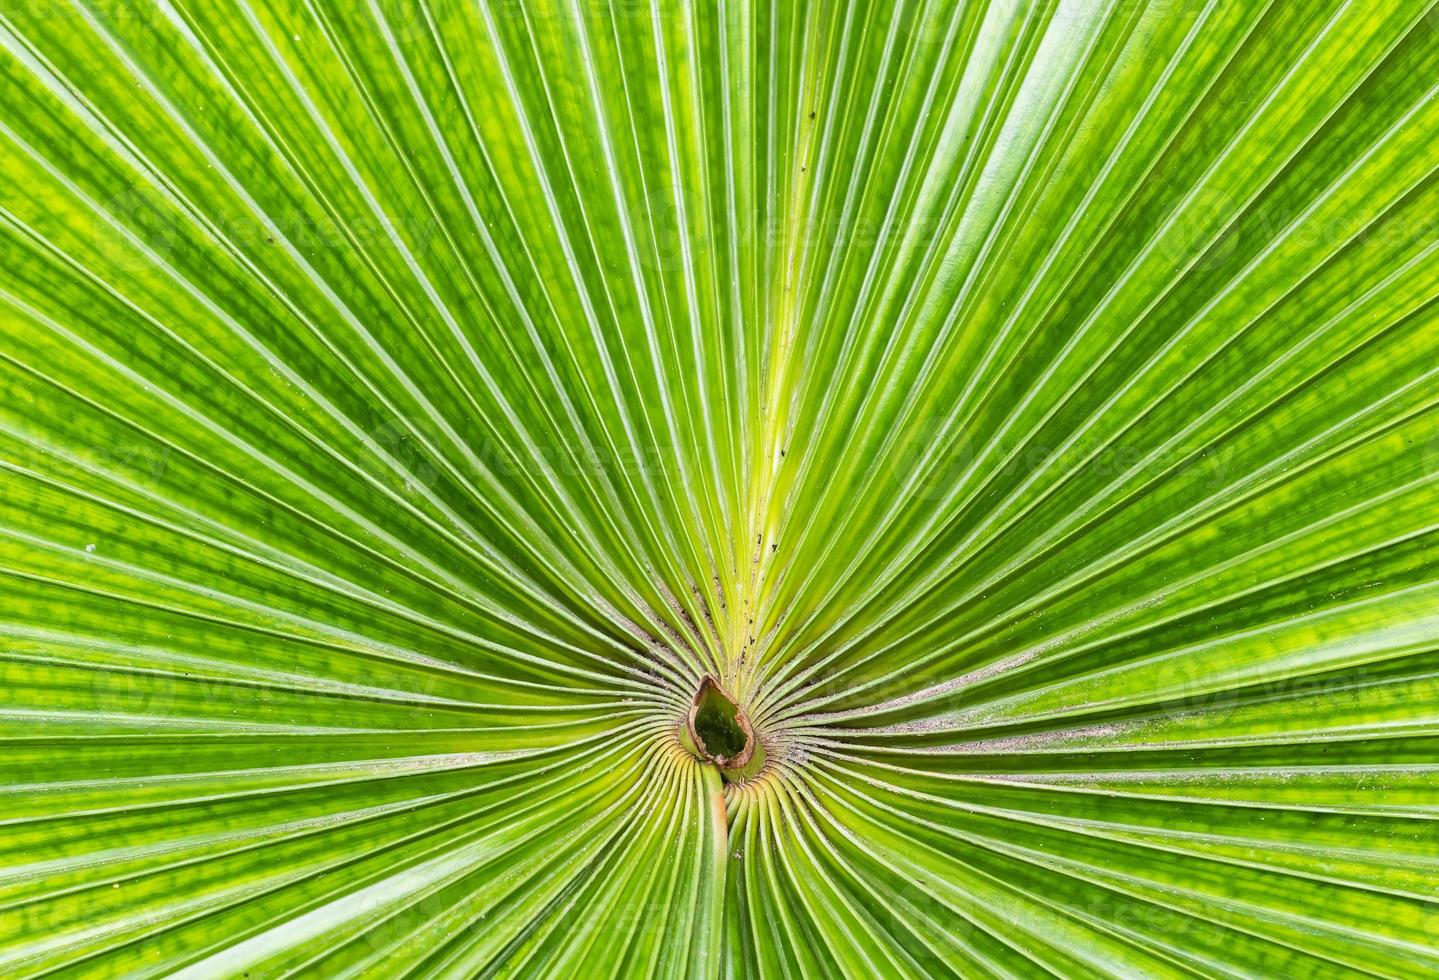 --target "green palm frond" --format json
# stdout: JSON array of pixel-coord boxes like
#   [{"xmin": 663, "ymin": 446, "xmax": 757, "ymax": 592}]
[{"xmin": 2, "ymin": 0, "xmax": 1438, "ymax": 976}]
